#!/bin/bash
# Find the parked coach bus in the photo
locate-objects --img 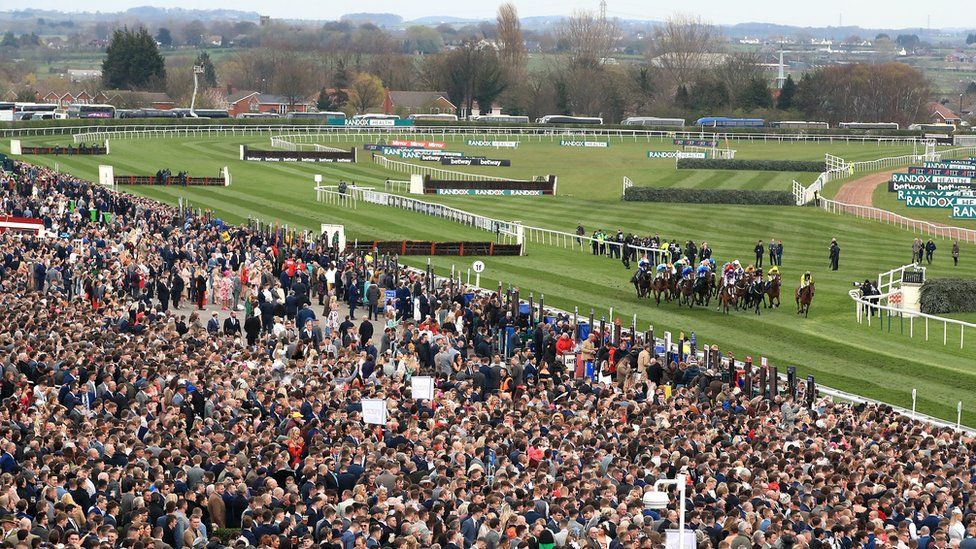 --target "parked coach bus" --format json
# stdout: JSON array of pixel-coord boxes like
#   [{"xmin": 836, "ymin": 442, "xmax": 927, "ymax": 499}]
[
  {"xmin": 769, "ymin": 120, "xmax": 830, "ymax": 130},
  {"xmin": 286, "ymin": 111, "xmax": 346, "ymax": 123},
  {"xmin": 67, "ymin": 104, "xmax": 116, "ymax": 119},
  {"xmin": 622, "ymin": 116, "xmax": 686, "ymax": 127},
  {"xmin": 470, "ymin": 114, "xmax": 530, "ymax": 124},
  {"xmin": 837, "ymin": 122, "xmax": 900, "ymax": 130},
  {"xmin": 13, "ymin": 103, "xmax": 59, "ymax": 121},
  {"xmin": 407, "ymin": 113, "xmax": 458, "ymax": 122},
  {"xmin": 695, "ymin": 116, "xmax": 765, "ymax": 128},
  {"xmin": 536, "ymin": 115, "xmax": 604, "ymax": 125}
]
